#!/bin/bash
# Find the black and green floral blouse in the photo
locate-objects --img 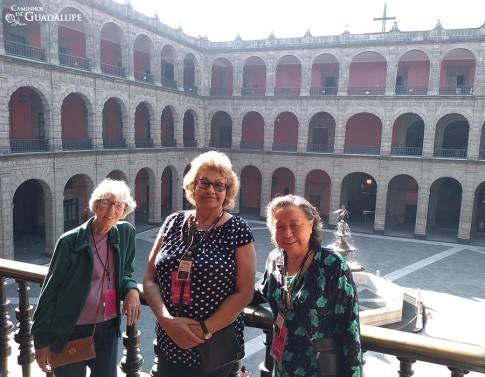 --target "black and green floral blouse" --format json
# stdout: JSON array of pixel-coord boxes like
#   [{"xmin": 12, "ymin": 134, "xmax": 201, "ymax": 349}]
[{"xmin": 255, "ymin": 246, "xmax": 362, "ymax": 377}]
